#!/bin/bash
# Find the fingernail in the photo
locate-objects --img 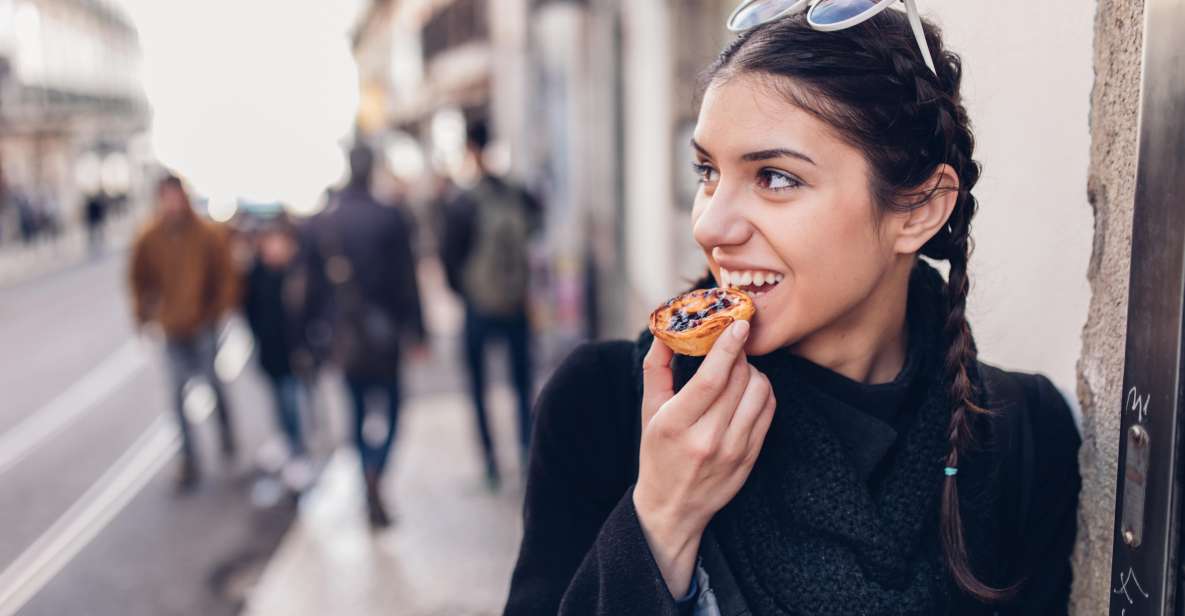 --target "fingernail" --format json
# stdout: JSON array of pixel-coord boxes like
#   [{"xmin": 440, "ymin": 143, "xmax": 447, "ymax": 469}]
[{"xmin": 731, "ymin": 320, "xmax": 750, "ymax": 340}]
